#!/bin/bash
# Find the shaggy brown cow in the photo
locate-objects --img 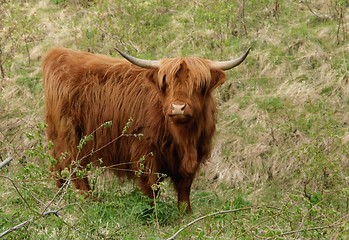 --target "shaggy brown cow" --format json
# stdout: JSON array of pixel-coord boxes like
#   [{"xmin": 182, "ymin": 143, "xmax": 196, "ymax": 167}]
[{"xmin": 42, "ymin": 47, "xmax": 249, "ymax": 212}]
